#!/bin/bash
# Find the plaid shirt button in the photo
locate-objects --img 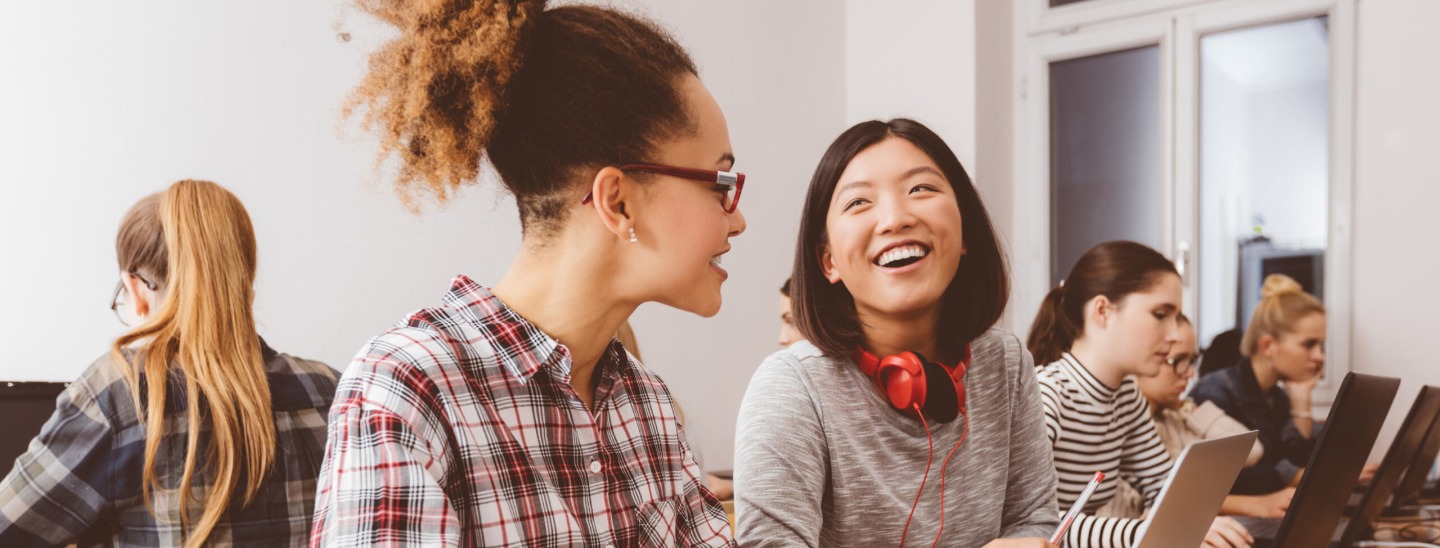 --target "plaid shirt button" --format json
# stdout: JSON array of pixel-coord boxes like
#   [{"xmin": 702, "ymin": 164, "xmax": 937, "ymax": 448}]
[{"xmin": 590, "ymin": 459, "xmax": 603, "ymax": 474}]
